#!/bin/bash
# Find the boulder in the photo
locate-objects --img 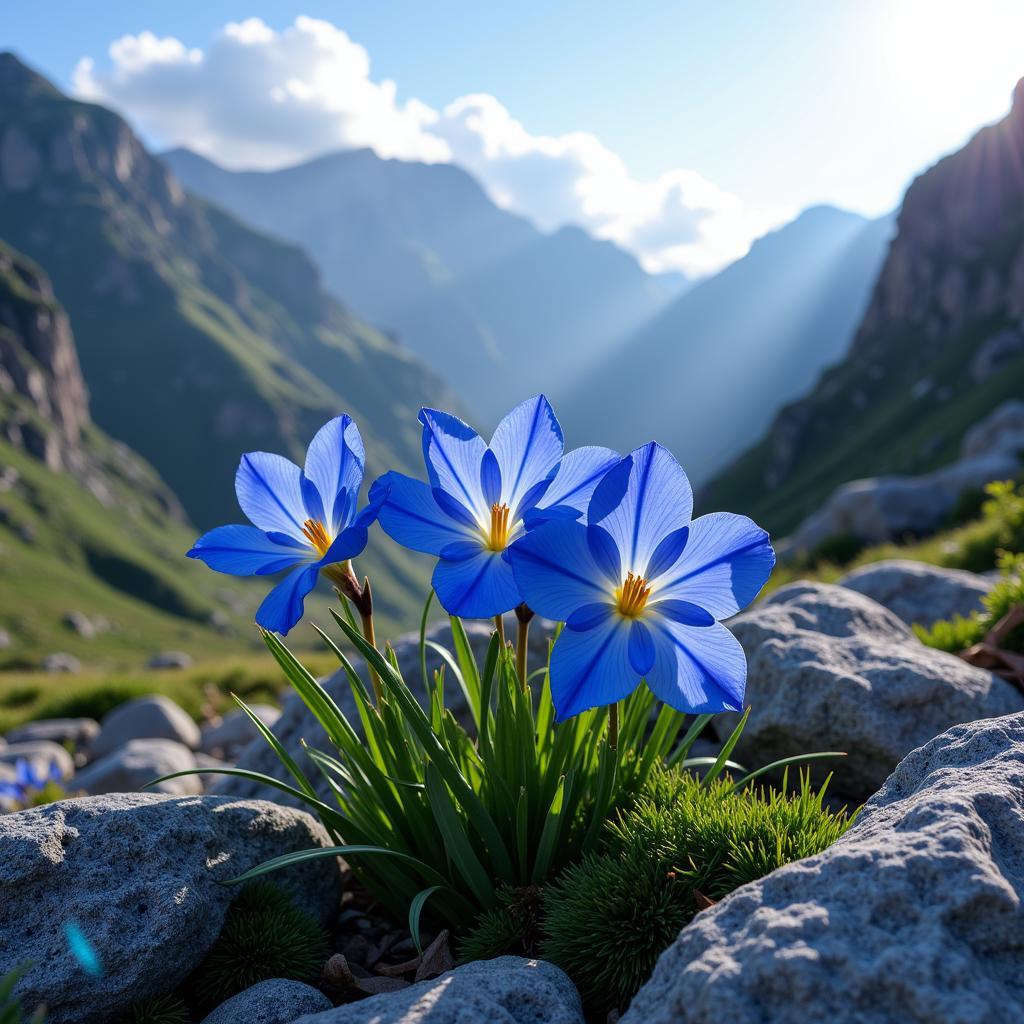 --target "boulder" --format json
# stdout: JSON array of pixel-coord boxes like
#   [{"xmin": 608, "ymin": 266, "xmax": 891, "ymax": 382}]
[
  {"xmin": 41, "ymin": 652, "xmax": 81, "ymax": 673},
  {"xmin": 1, "ymin": 794, "xmax": 341, "ymax": 1024},
  {"xmin": 779, "ymin": 451, "xmax": 1020, "ymax": 558},
  {"xmin": 838, "ymin": 559, "xmax": 991, "ymax": 626},
  {"xmin": 727, "ymin": 582, "xmax": 1024, "ymax": 799},
  {"xmin": 72, "ymin": 738, "xmax": 201, "ymax": 796},
  {"xmin": 147, "ymin": 650, "xmax": 195, "ymax": 670},
  {"xmin": 291, "ymin": 957, "xmax": 583, "ymax": 1024},
  {"xmin": 90, "ymin": 694, "xmax": 200, "ymax": 758},
  {"xmin": 960, "ymin": 398, "xmax": 1024, "ymax": 457},
  {"xmin": 214, "ymin": 616, "xmax": 554, "ymax": 806},
  {"xmin": 5, "ymin": 717, "xmax": 99, "ymax": 748},
  {"xmin": 201, "ymin": 979, "xmax": 332, "ymax": 1024},
  {"xmin": 0, "ymin": 739, "xmax": 75, "ymax": 780},
  {"xmin": 200, "ymin": 705, "xmax": 281, "ymax": 759},
  {"xmin": 622, "ymin": 712, "xmax": 1024, "ymax": 1024}
]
